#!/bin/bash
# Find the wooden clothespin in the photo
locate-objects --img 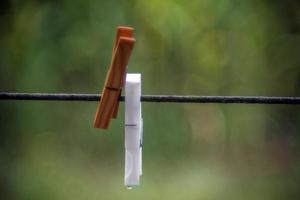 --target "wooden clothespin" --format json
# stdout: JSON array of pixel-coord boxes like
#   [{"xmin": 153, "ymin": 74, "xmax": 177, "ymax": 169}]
[
  {"xmin": 94, "ymin": 26, "xmax": 136, "ymax": 129},
  {"xmin": 111, "ymin": 27, "xmax": 134, "ymax": 119}
]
